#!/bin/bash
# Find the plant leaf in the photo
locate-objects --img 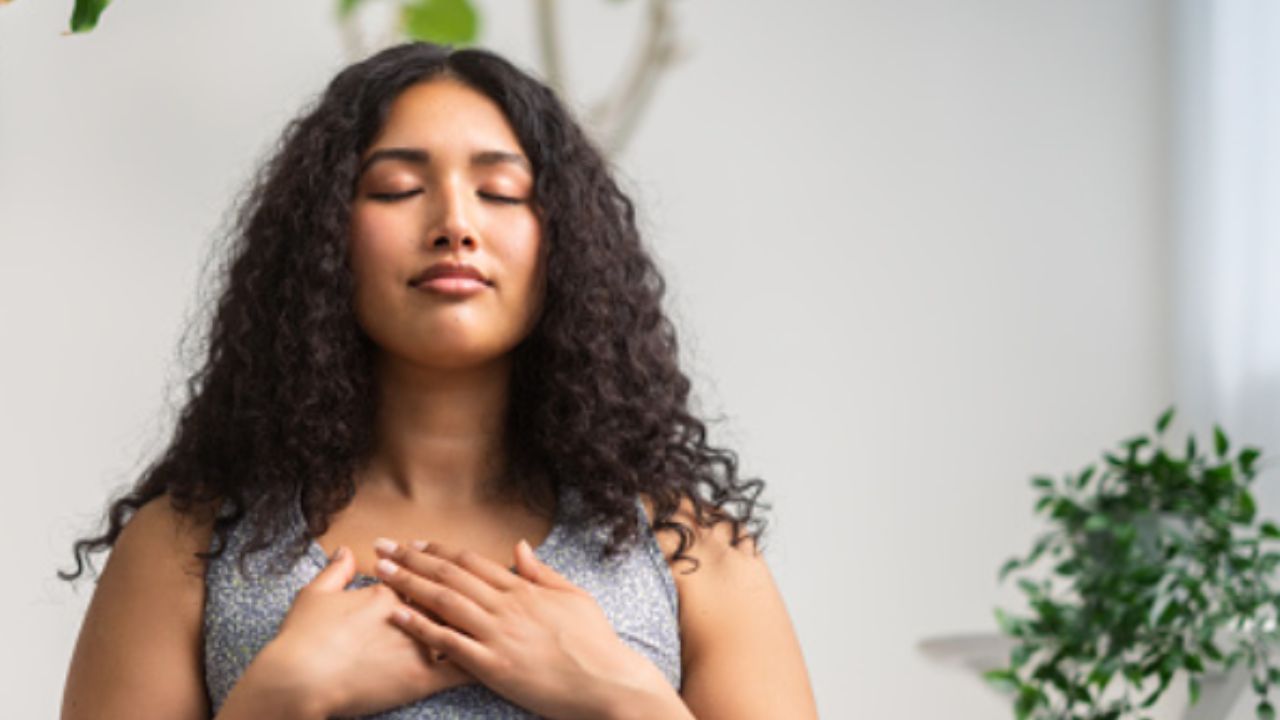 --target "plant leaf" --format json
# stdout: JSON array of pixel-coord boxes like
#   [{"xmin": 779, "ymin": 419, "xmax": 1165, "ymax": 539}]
[
  {"xmin": 338, "ymin": 0, "xmax": 362, "ymax": 18},
  {"xmin": 994, "ymin": 607, "xmax": 1028, "ymax": 638},
  {"xmin": 1259, "ymin": 700, "xmax": 1275, "ymax": 720},
  {"xmin": 402, "ymin": 0, "xmax": 479, "ymax": 45},
  {"xmin": 983, "ymin": 668, "xmax": 1020, "ymax": 694},
  {"xmin": 1084, "ymin": 513, "xmax": 1109, "ymax": 532},
  {"xmin": 69, "ymin": 0, "xmax": 112, "ymax": 33},
  {"xmin": 1242, "ymin": 447, "xmax": 1262, "ymax": 474},
  {"xmin": 1157, "ymin": 406, "xmax": 1176, "ymax": 434},
  {"xmin": 1236, "ymin": 490, "xmax": 1258, "ymax": 524},
  {"xmin": 1078, "ymin": 465, "xmax": 1096, "ymax": 489},
  {"xmin": 1215, "ymin": 424, "xmax": 1230, "ymax": 457}
]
